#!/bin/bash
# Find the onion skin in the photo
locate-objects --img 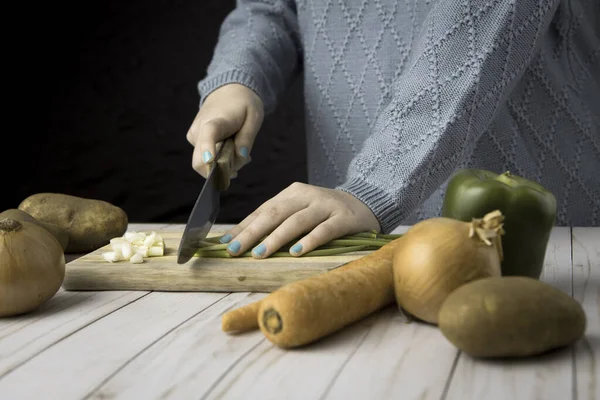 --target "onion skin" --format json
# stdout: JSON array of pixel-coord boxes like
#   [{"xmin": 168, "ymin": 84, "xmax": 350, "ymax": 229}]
[
  {"xmin": 393, "ymin": 216, "xmax": 502, "ymax": 324},
  {"xmin": 0, "ymin": 219, "xmax": 66, "ymax": 317},
  {"xmin": 0, "ymin": 208, "xmax": 69, "ymax": 251}
]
